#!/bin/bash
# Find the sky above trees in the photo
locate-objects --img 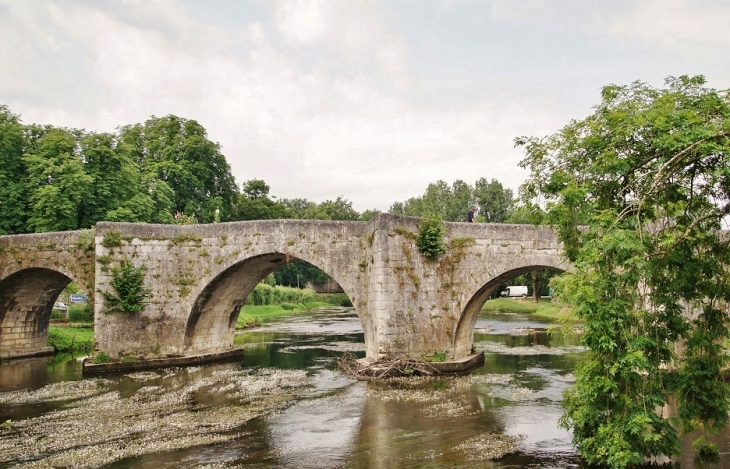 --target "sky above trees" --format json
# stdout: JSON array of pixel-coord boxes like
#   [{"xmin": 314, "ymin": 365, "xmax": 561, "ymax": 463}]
[{"xmin": 2, "ymin": 0, "xmax": 729, "ymax": 212}]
